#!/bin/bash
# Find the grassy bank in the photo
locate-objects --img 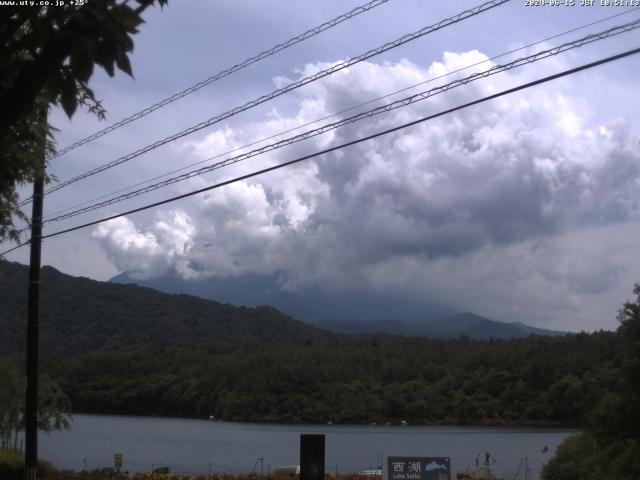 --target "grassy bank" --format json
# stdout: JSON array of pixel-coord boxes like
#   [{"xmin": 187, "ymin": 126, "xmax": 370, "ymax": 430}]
[
  {"xmin": 0, "ymin": 450, "xmax": 58, "ymax": 480},
  {"xmin": 0, "ymin": 459, "xmax": 379, "ymax": 480}
]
